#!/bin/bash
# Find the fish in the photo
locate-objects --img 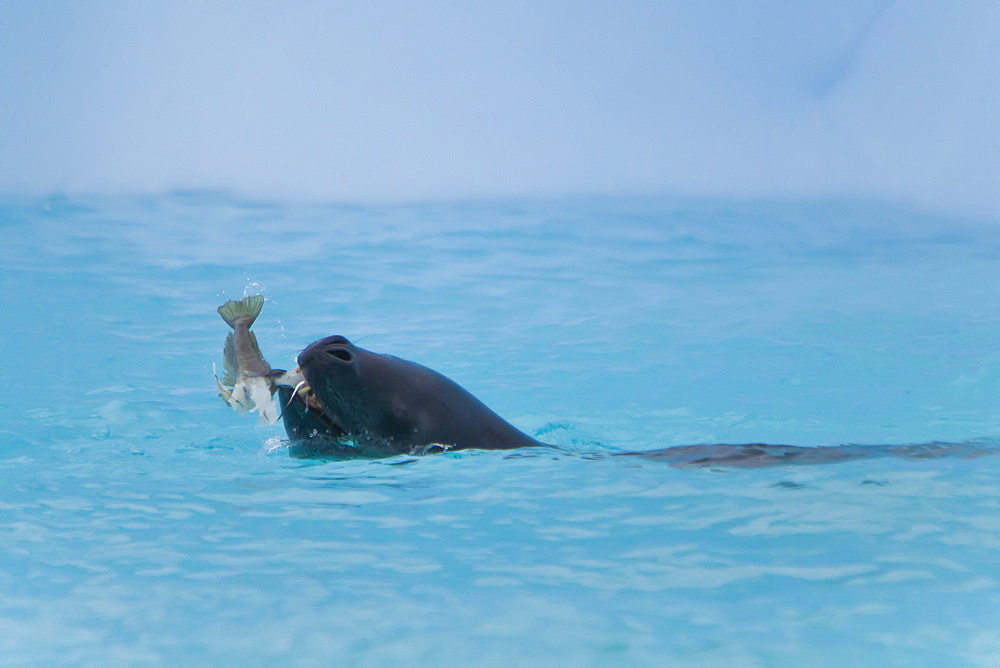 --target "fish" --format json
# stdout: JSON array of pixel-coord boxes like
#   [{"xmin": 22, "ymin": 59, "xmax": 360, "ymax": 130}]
[{"xmin": 214, "ymin": 295, "xmax": 286, "ymax": 424}]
